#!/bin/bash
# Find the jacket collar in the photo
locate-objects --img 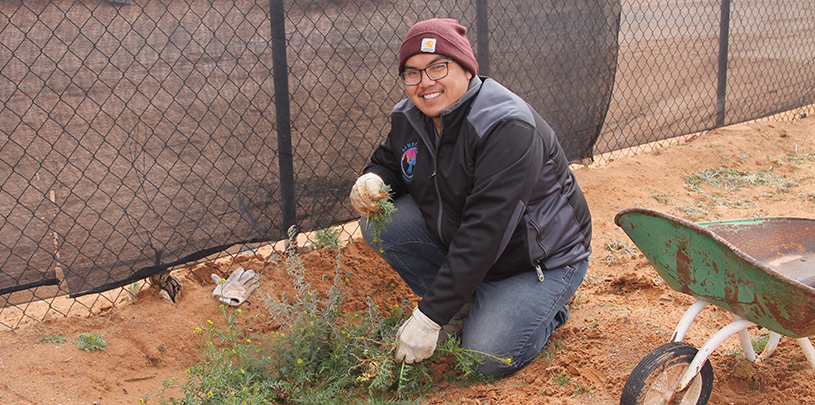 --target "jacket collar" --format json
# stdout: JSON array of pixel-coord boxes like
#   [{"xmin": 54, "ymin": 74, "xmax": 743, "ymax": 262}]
[{"xmin": 439, "ymin": 75, "xmax": 482, "ymax": 117}]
